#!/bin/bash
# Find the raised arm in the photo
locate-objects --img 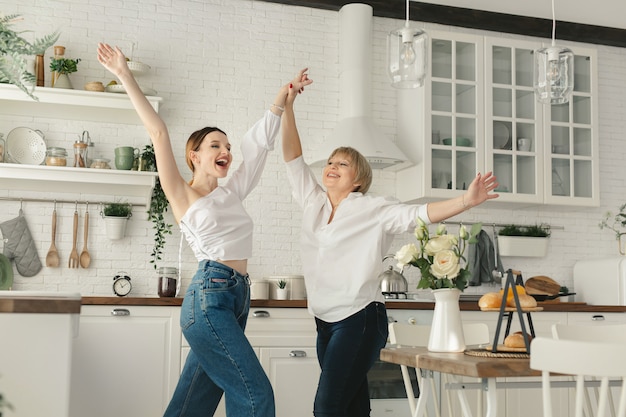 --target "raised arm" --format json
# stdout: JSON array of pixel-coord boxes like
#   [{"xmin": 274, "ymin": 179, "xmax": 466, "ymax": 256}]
[
  {"xmin": 96, "ymin": 43, "xmax": 188, "ymax": 218},
  {"xmin": 426, "ymin": 172, "xmax": 499, "ymax": 223},
  {"xmin": 282, "ymin": 69, "xmax": 312, "ymax": 162}
]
